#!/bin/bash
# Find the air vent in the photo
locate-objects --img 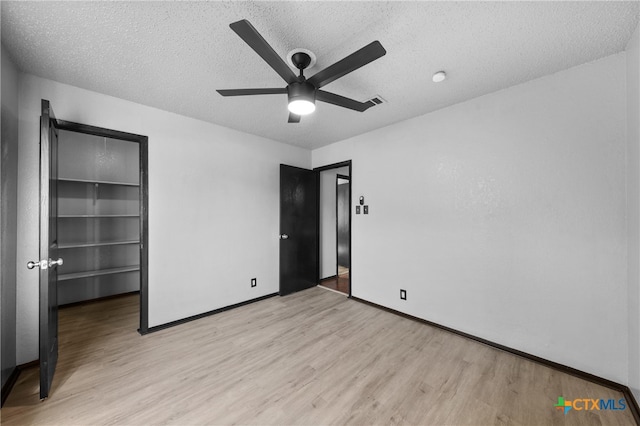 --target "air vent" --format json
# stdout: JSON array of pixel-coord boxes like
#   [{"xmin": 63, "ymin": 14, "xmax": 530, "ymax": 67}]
[{"xmin": 369, "ymin": 95, "xmax": 386, "ymax": 105}]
